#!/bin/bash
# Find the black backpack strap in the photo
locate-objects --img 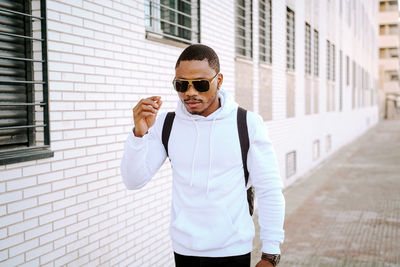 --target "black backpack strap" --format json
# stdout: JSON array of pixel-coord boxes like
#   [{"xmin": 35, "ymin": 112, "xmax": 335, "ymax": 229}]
[
  {"xmin": 162, "ymin": 112, "xmax": 175, "ymax": 157},
  {"xmin": 237, "ymin": 107, "xmax": 254, "ymax": 216},
  {"xmin": 237, "ymin": 107, "xmax": 250, "ymax": 185}
]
